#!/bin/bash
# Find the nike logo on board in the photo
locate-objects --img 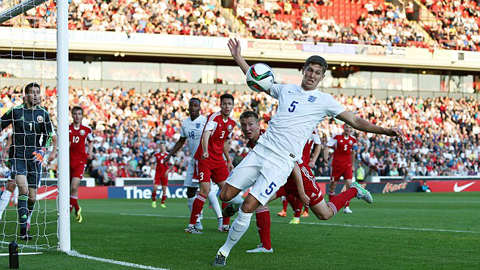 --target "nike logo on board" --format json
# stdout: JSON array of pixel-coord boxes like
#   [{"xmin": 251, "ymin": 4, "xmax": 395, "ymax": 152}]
[{"xmin": 453, "ymin": 182, "xmax": 475, "ymax": 192}]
